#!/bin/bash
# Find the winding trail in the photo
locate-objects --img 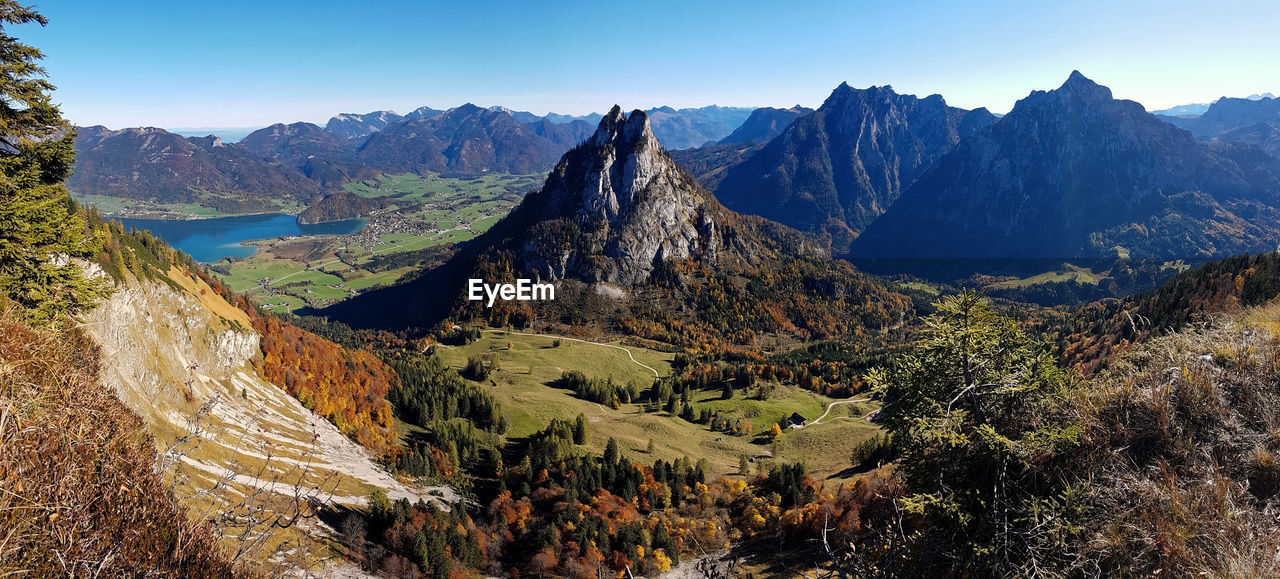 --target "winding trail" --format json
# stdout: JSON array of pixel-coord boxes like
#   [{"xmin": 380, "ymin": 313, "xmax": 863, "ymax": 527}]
[
  {"xmin": 484, "ymin": 329, "xmax": 661, "ymax": 378},
  {"xmin": 801, "ymin": 397, "xmax": 872, "ymax": 428}
]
